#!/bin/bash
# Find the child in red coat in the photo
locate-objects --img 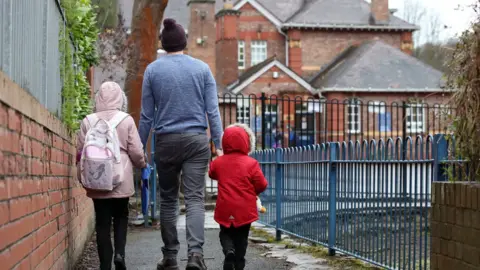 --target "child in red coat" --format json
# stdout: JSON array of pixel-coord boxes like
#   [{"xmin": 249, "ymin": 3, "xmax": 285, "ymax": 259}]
[{"xmin": 209, "ymin": 123, "xmax": 268, "ymax": 270}]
